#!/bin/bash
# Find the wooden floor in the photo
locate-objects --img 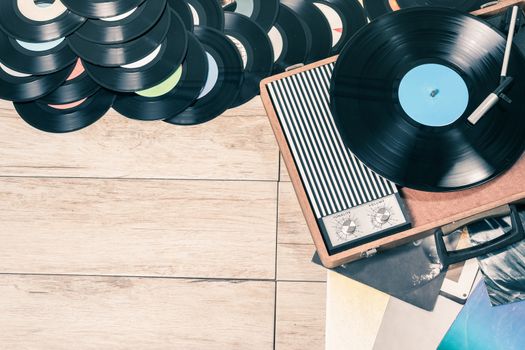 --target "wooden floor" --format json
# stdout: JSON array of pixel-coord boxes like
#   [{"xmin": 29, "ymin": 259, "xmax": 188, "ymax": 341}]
[{"xmin": 0, "ymin": 98, "xmax": 327, "ymax": 349}]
